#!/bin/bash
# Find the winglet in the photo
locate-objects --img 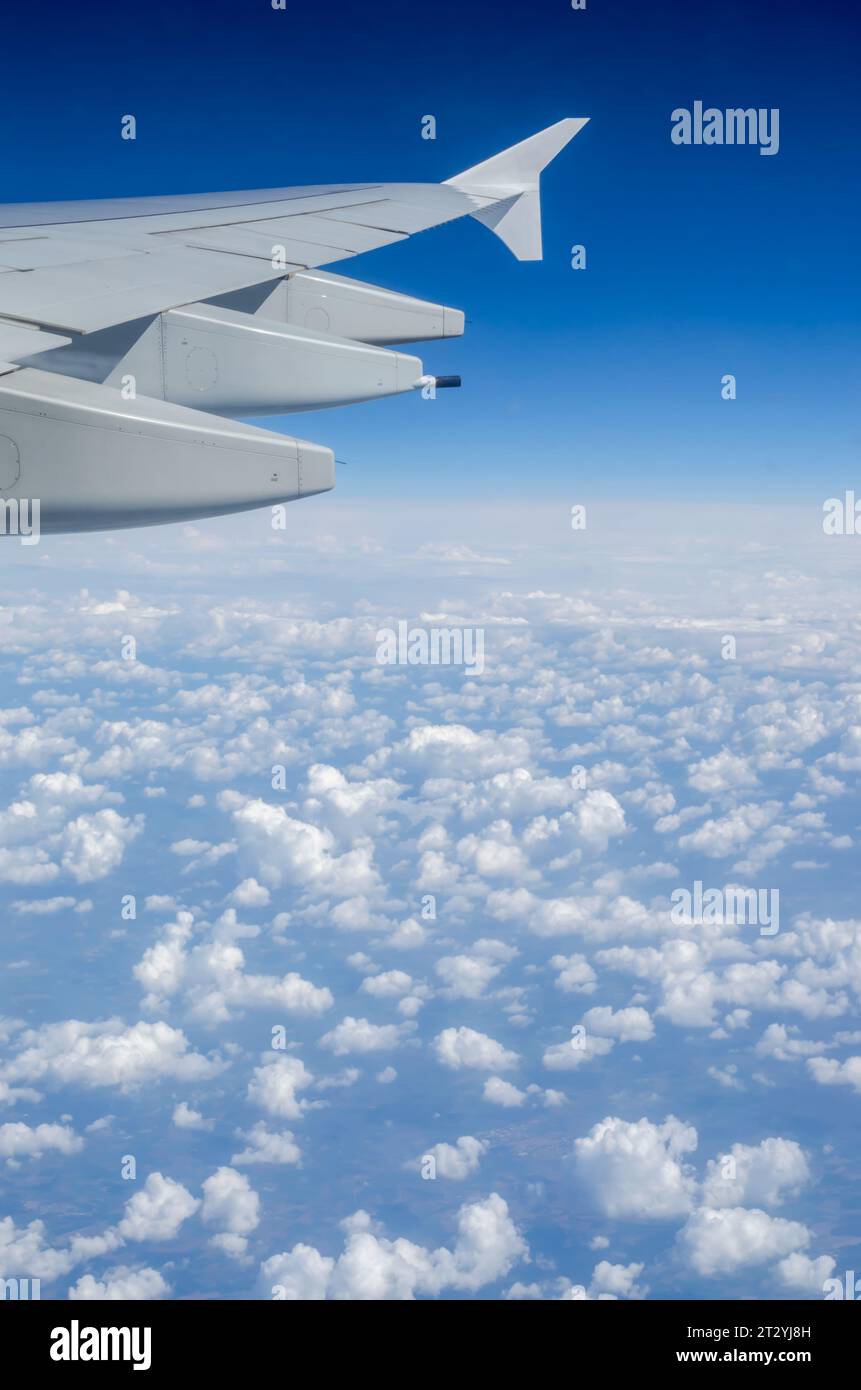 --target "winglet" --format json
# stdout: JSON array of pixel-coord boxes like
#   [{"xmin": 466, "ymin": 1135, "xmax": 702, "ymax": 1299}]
[{"xmin": 444, "ymin": 117, "xmax": 589, "ymax": 261}]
